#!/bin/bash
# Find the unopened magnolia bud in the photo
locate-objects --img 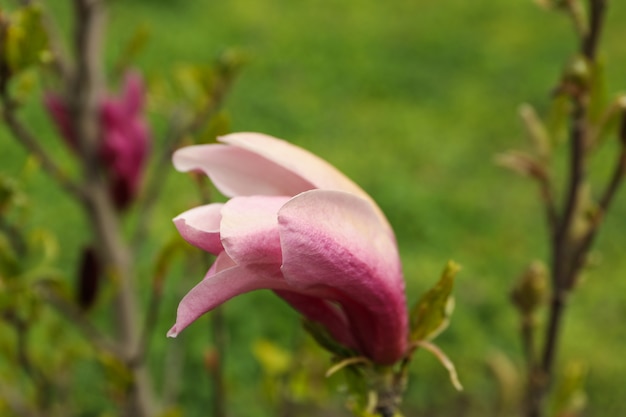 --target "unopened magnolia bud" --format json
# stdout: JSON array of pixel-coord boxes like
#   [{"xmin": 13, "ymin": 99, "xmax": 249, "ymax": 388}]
[
  {"xmin": 76, "ymin": 246, "xmax": 101, "ymax": 311},
  {"xmin": 511, "ymin": 261, "xmax": 549, "ymax": 315}
]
